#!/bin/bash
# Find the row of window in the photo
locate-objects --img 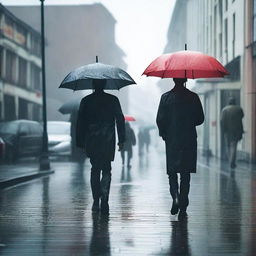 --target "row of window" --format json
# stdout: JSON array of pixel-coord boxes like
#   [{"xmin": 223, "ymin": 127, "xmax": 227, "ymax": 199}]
[
  {"xmin": 0, "ymin": 10, "xmax": 41, "ymax": 56},
  {"xmin": 0, "ymin": 94, "xmax": 42, "ymax": 122},
  {"xmin": 0, "ymin": 47, "xmax": 41, "ymax": 91}
]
